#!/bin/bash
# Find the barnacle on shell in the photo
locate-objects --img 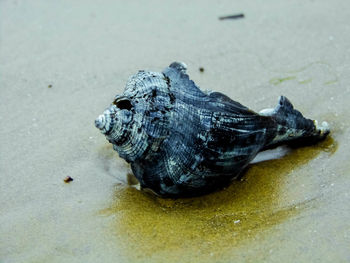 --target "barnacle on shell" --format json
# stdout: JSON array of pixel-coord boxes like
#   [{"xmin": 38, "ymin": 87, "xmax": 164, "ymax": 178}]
[{"xmin": 95, "ymin": 62, "xmax": 330, "ymax": 197}]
